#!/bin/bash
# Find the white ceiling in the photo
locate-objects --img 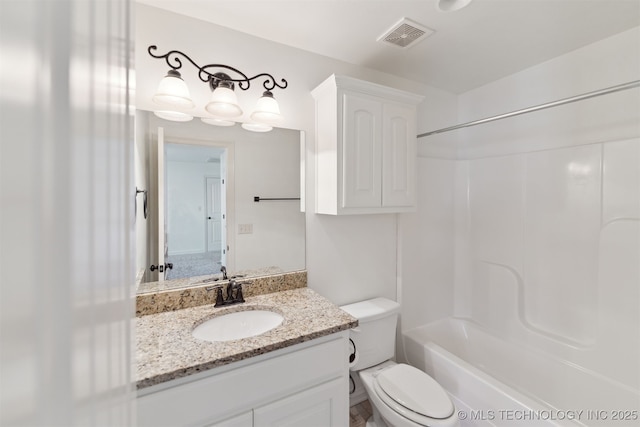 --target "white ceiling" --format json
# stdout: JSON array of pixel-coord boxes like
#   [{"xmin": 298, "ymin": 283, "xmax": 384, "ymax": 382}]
[{"xmin": 136, "ymin": 0, "xmax": 640, "ymax": 94}]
